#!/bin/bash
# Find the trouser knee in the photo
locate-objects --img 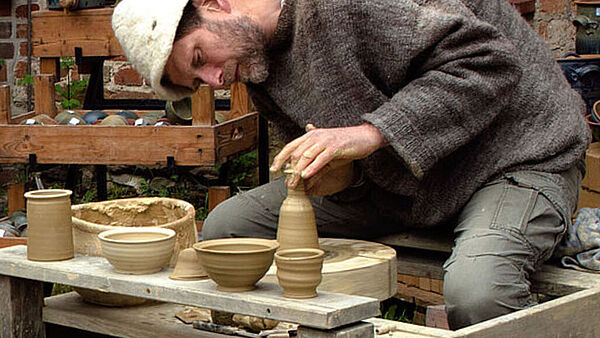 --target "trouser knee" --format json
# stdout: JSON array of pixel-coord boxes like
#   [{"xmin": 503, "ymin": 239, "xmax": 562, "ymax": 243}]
[{"xmin": 201, "ymin": 196, "xmax": 248, "ymax": 240}]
